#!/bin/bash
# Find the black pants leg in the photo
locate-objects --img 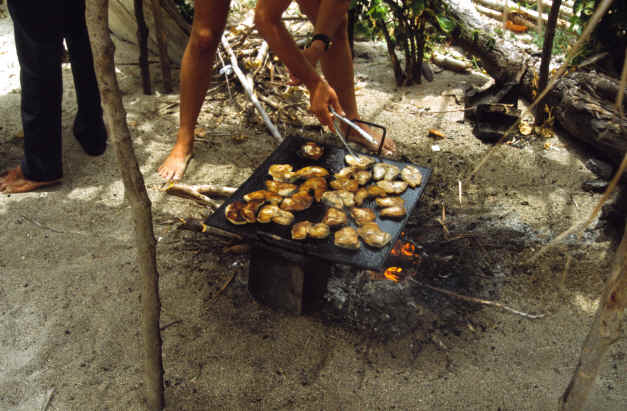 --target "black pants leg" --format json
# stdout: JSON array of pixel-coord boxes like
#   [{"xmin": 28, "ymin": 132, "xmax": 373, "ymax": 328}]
[{"xmin": 8, "ymin": 0, "xmax": 64, "ymax": 181}]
